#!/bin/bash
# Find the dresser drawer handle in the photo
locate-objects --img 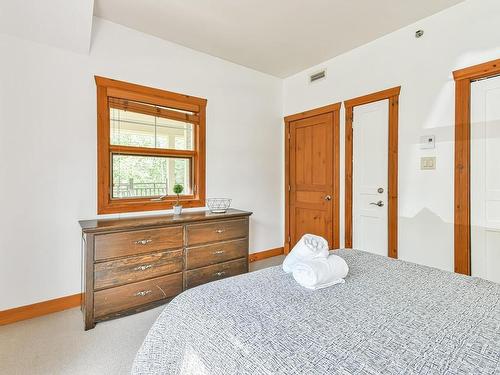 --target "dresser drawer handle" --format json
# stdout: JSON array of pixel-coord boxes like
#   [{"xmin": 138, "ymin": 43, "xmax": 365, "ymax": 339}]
[
  {"xmin": 215, "ymin": 229, "xmax": 225, "ymax": 234},
  {"xmin": 134, "ymin": 290, "xmax": 152, "ymax": 297},
  {"xmin": 133, "ymin": 264, "xmax": 152, "ymax": 271},
  {"xmin": 135, "ymin": 239, "xmax": 152, "ymax": 245},
  {"xmin": 213, "ymin": 250, "xmax": 225, "ymax": 255},
  {"xmin": 214, "ymin": 271, "xmax": 226, "ymax": 277}
]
